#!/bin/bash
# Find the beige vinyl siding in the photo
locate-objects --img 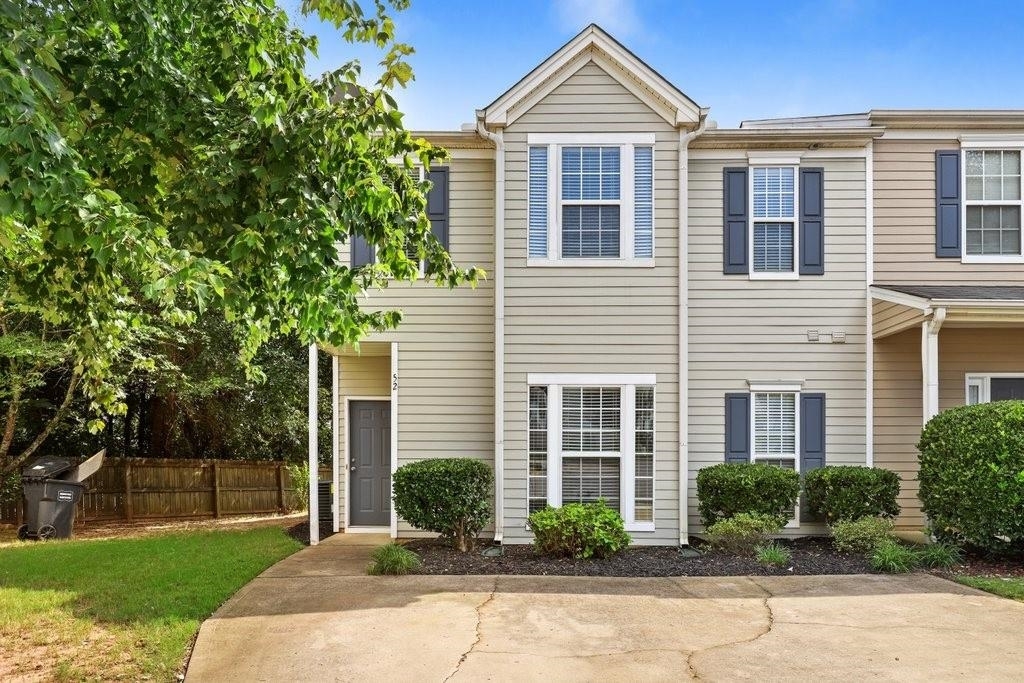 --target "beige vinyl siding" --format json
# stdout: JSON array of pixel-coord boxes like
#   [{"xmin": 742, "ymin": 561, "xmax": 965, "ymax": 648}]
[
  {"xmin": 336, "ymin": 353, "xmax": 391, "ymax": 523},
  {"xmin": 502, "ymin": 60, "xmax": 681, "ymax": 545},
  {"xmin": 874, "ymin": 138, "xmax": 1024, "ymax": 284},
  {"xmin": 873, "ymin": 299, "xmax": 925, "ymax": 338},
  {"xmin": 334, "ymin": 155, "xmax": 496, "ymax": 532},
  {"xmin": 874, "ymin": 326, "xmax": 1024, "ymax": 529},
  {"xmin": 688, "ymin": 155, "xmax": 869, "ymax": 534},
  {"xmin": 872, "ymin": 328, "xmax": 923, "ymax": 529}
]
